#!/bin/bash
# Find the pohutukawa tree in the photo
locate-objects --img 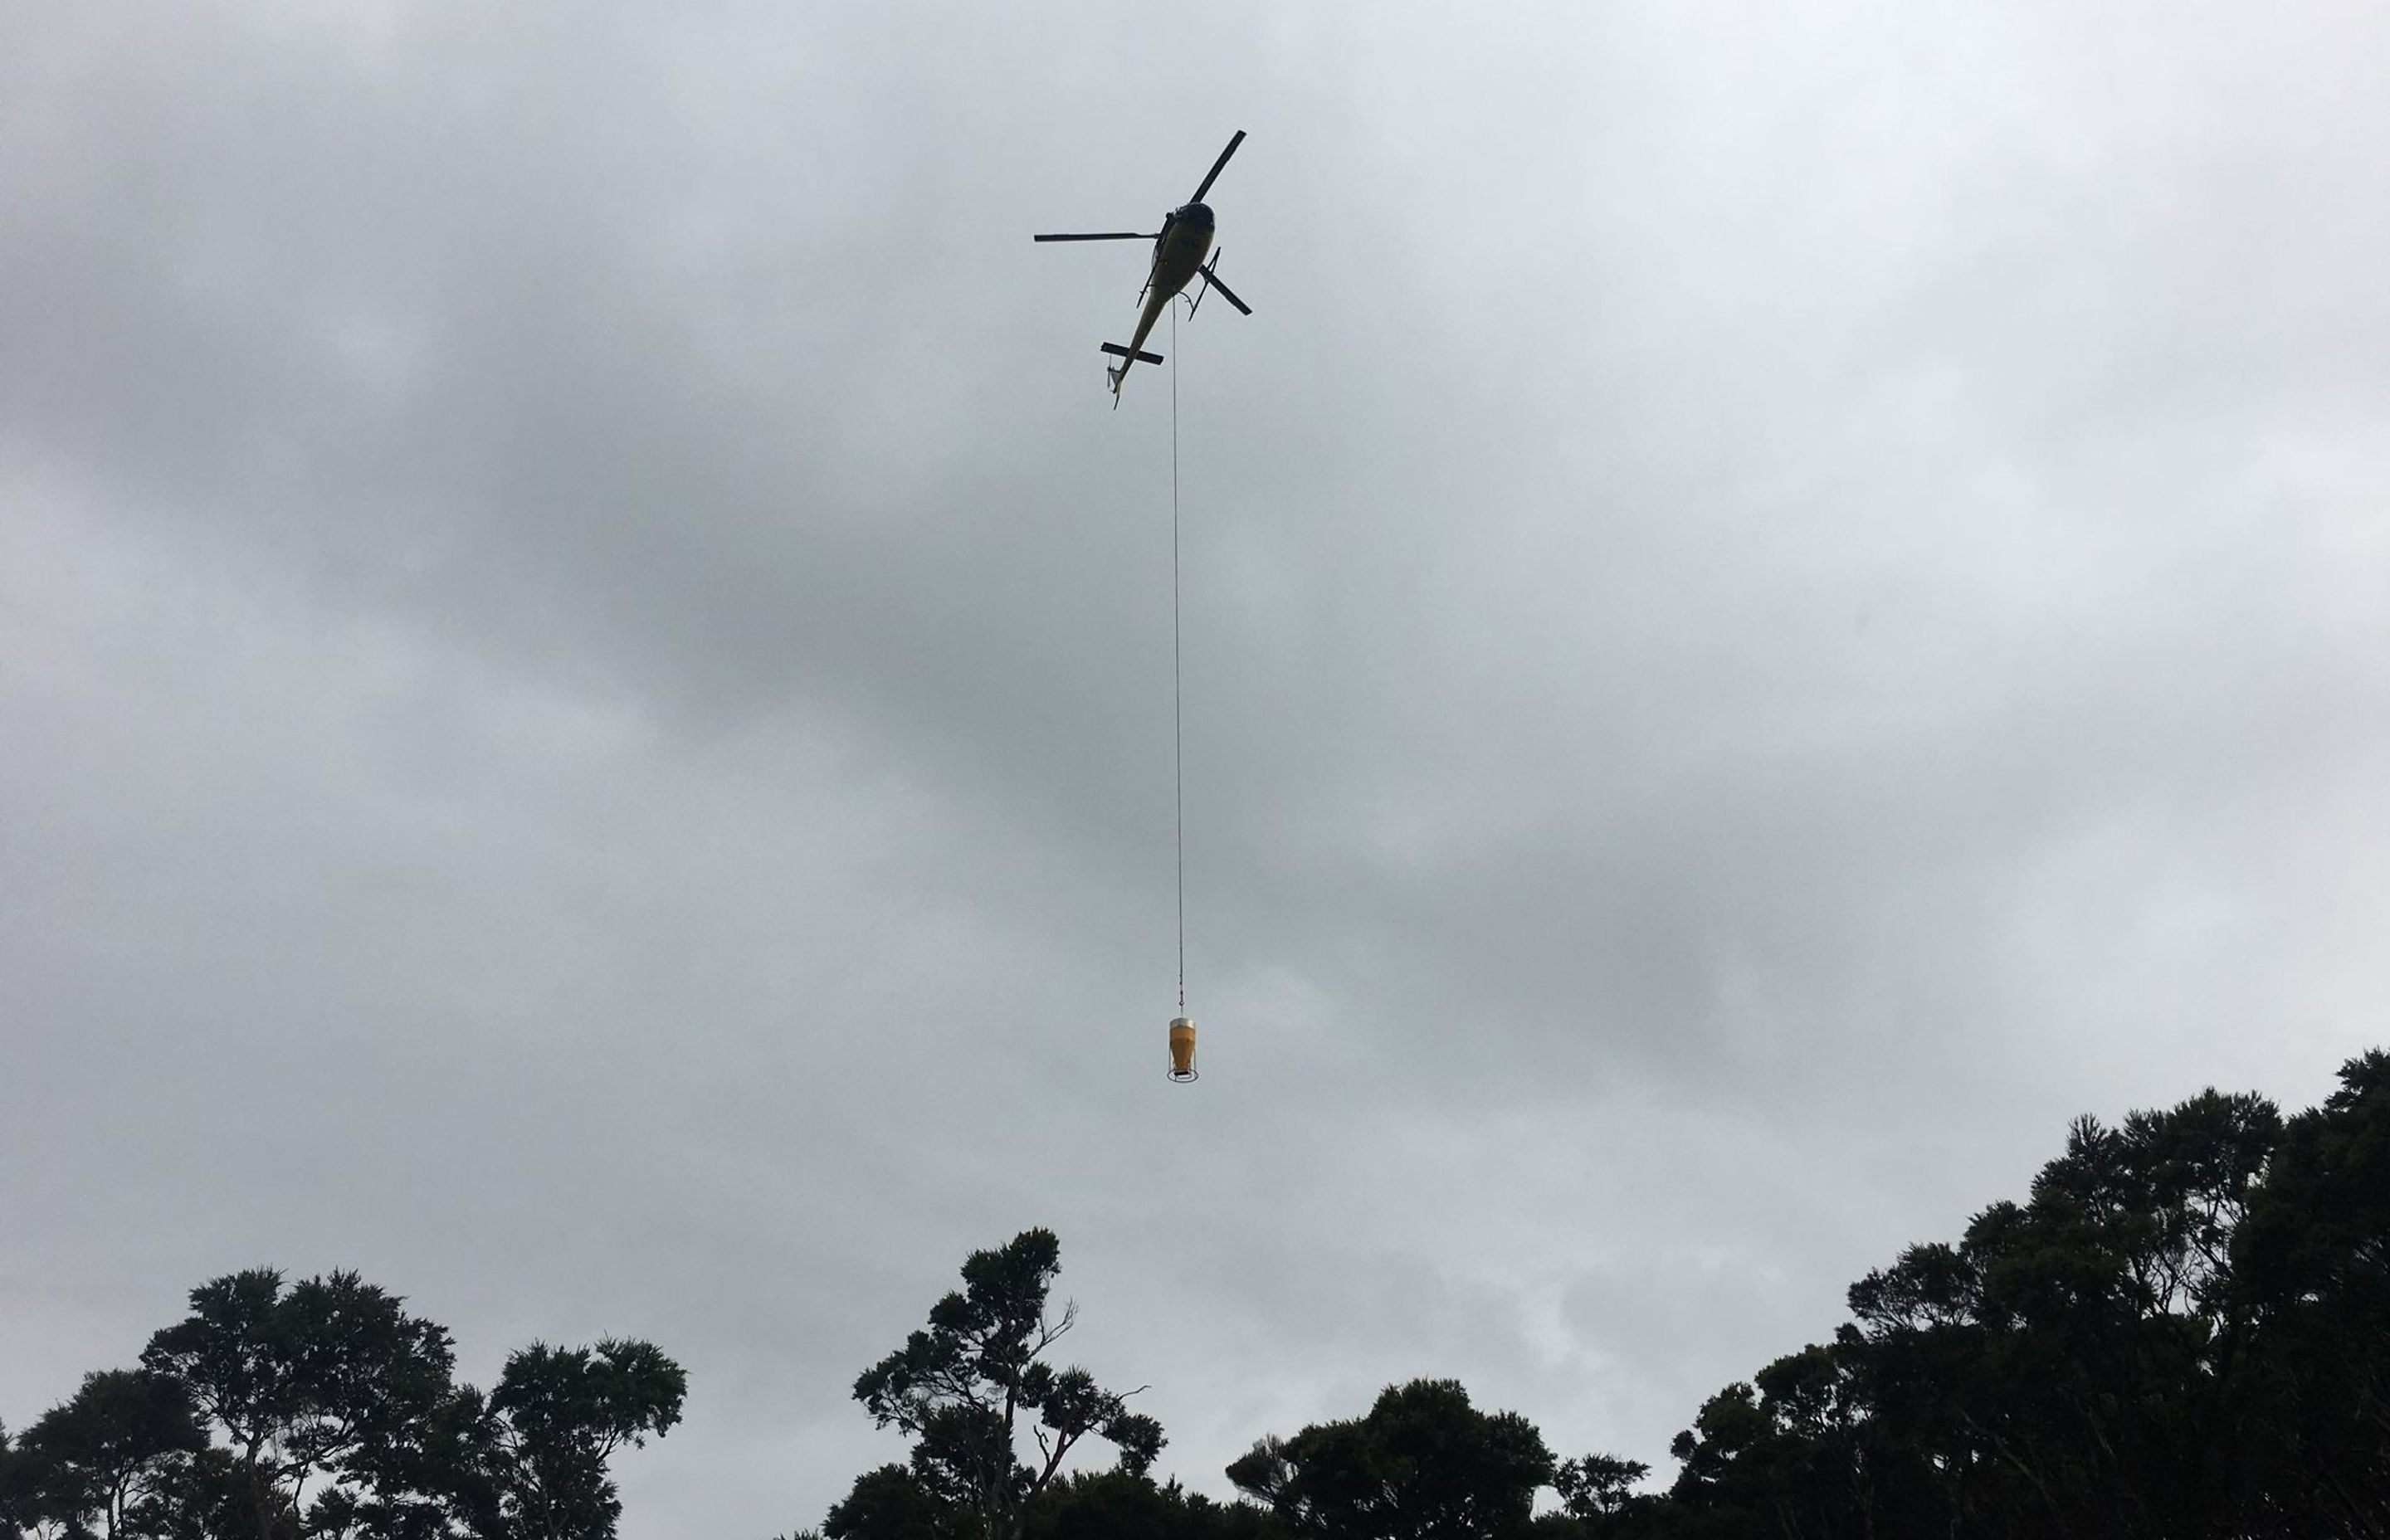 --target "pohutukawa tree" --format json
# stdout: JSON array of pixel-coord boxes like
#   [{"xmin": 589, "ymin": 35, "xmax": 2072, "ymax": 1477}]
[{"xmin": 832, "ymin": 1229, "xmax": 1163, "ymax": 1540}]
